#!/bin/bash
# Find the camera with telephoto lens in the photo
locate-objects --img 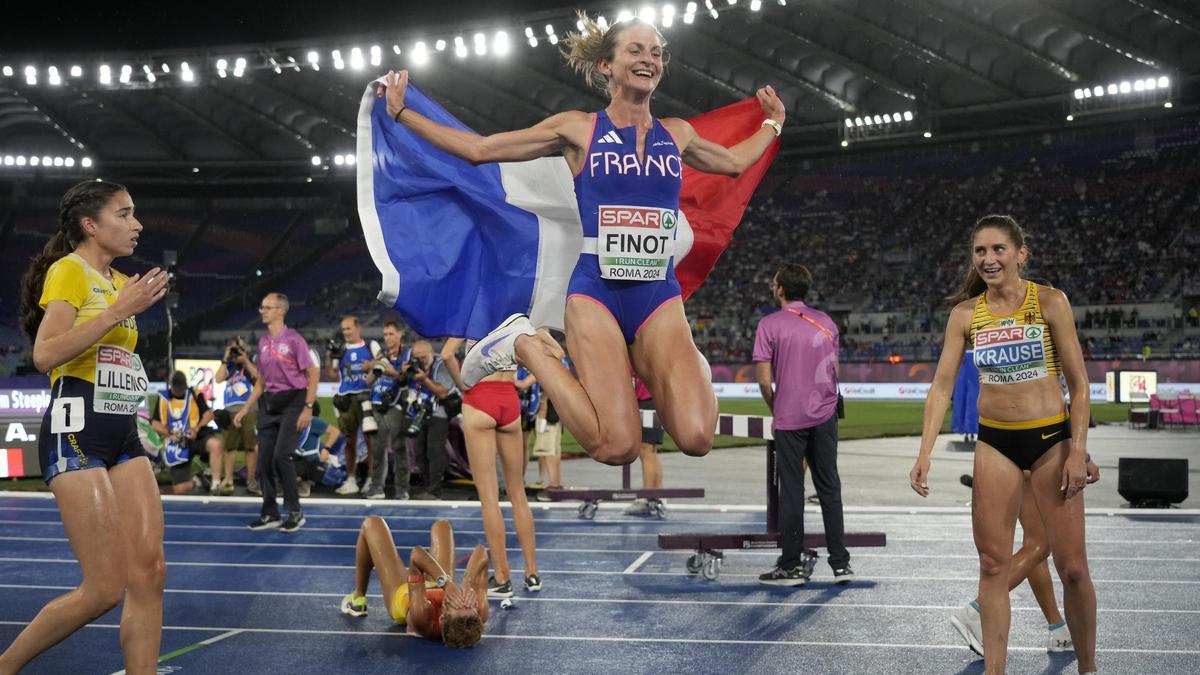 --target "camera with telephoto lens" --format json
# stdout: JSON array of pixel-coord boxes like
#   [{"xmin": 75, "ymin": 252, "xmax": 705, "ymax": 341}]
[
  {"xmin": 371, "ymin": 359, "xmax": 387, "ymax": 377},
  {"xmin": 405, "ymin": 397, "xmax": 433, "ymax": 437},
  {"xmin": 404, "ymin": 357, "xmax": 424, "ymax": 379}
]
